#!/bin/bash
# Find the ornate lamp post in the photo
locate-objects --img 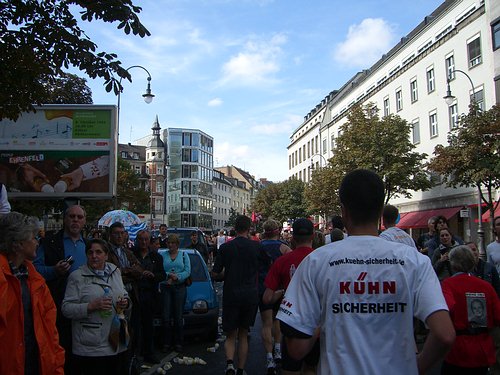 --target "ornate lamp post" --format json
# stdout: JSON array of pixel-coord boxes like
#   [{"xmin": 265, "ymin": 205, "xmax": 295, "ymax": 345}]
[{"xmin": 443, "ymin": 69, "xmax": 485, "ymax": 257}]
